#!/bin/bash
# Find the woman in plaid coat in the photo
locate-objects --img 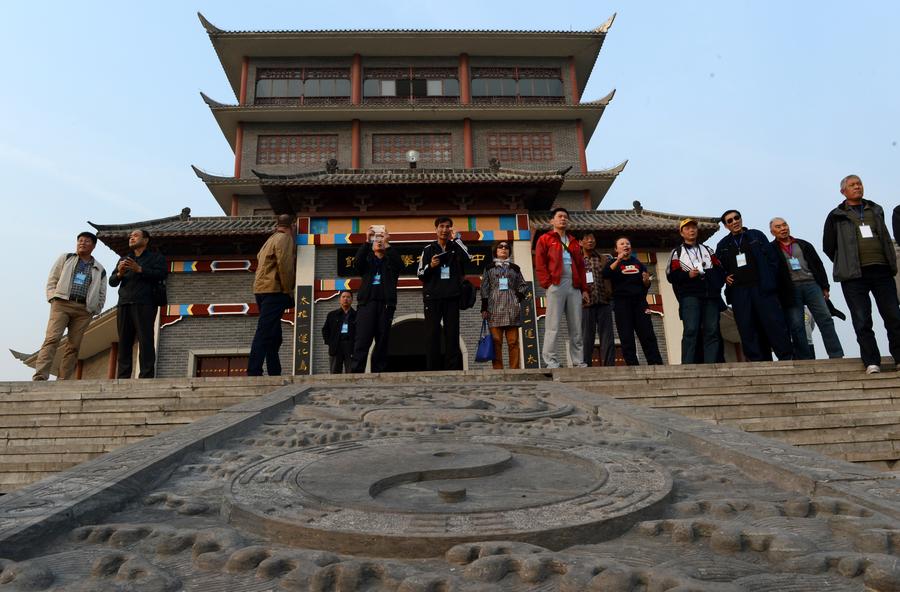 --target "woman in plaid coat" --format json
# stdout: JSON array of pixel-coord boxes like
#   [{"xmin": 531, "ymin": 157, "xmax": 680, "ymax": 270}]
[{"xmin": 480, "ymin": 241, "xmax": 529, "ymax": 369}]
